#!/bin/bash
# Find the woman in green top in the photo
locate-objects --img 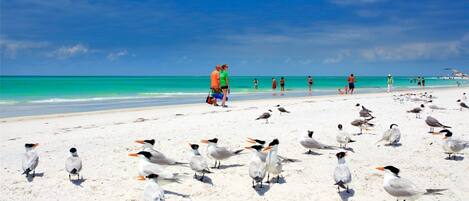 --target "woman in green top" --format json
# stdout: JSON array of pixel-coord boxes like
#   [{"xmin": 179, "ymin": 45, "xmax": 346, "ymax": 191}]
[
  {"xmin": 220, "ymin": 64, "xmax": 229, "ymax": 107},
  {"xmin": 387, "ymin": 74, "xmax": 394, "ymax": 93}
]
